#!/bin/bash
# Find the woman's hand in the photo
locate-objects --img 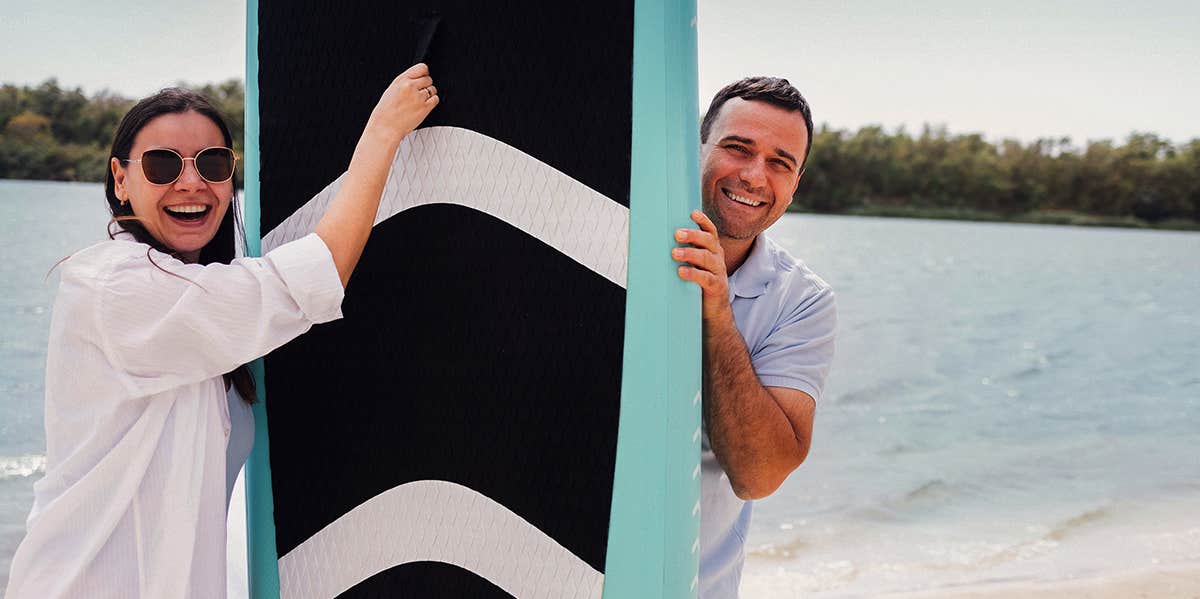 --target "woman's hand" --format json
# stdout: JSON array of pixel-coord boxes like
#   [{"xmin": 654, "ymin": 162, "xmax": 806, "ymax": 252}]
[{"xmin": 365, "ymin": 63, "xmax": 440, "ymax": 145}]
